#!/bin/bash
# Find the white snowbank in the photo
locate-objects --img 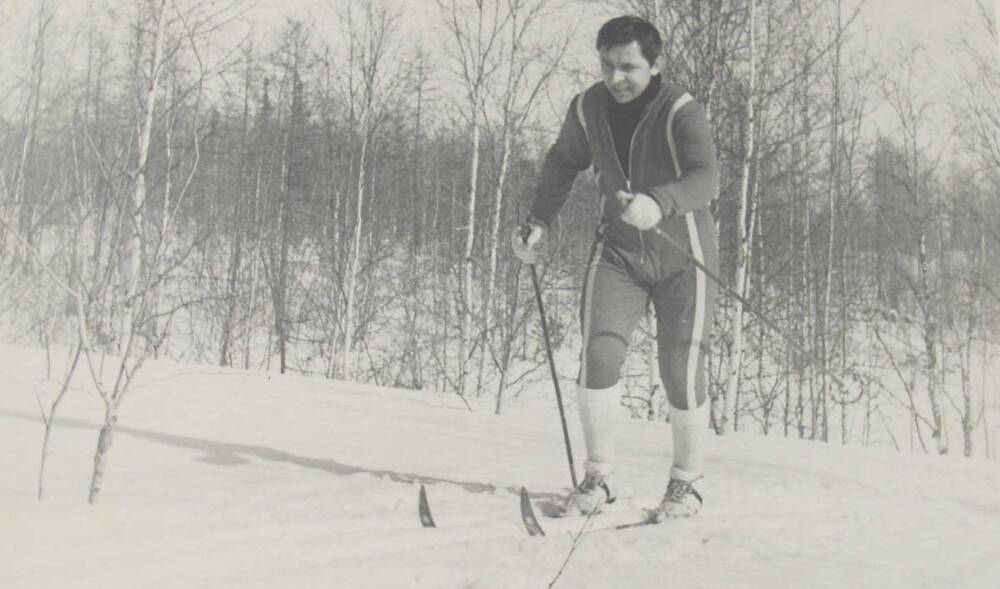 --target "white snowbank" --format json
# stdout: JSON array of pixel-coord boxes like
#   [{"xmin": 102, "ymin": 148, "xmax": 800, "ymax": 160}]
[{"xmin": 2, "ymin": 344, "xmax": 999, "ymax": 588}]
